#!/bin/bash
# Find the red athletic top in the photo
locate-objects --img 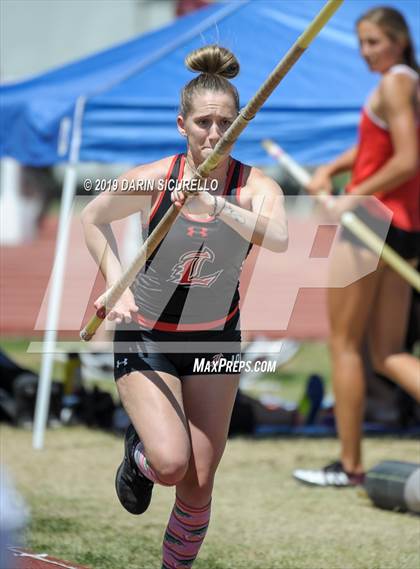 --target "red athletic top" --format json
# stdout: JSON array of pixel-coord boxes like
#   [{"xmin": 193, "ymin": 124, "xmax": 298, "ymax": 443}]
[{"xmin": 347, "ymin": 66, "xmax": 420, "ymax": 232}]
